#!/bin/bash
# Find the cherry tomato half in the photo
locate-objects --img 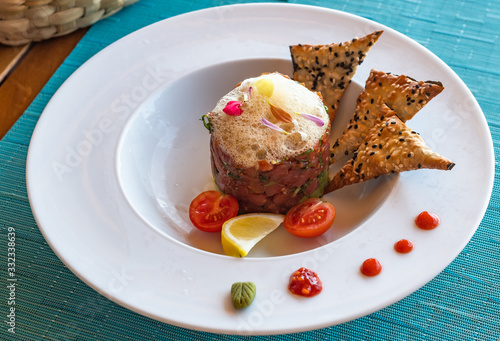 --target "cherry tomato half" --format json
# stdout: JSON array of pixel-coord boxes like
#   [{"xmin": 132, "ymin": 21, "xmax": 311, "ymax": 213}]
[
  {"xmin": 189, "ymin": 191, "xmax": 239, "ymax": 232},
  {"xmin": 283, "ymin": 198, "xmax": 336, "ymax": 238}
]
